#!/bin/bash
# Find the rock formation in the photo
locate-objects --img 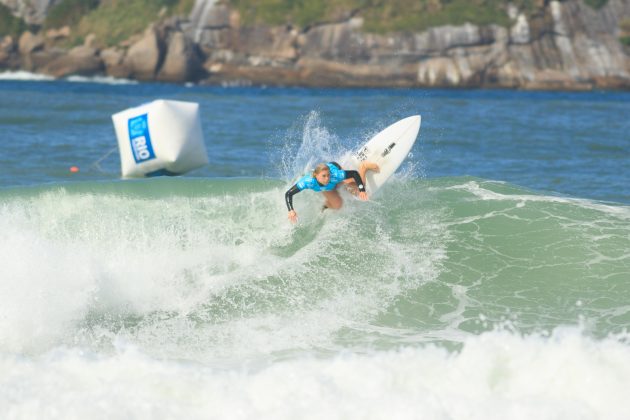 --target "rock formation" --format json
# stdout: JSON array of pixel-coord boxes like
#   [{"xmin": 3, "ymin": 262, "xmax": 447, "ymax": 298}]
[
  {"xmin": 123, "ymin": 25, "xmax": 164, "ymax": 80},
  {"xmin": 157, "ymin": 31, "xmax": 203, "ymax": 82},
  {"xmin": 42, "ymin": 45, "xmax": 102, "ymax": 77},
  {"xmin": 189, "ymin": 0, "xmax": 630, "ymax": 89},
  {"xmin": 1, "ymin": 0, "xmax": 629, "ymax": 89}
]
